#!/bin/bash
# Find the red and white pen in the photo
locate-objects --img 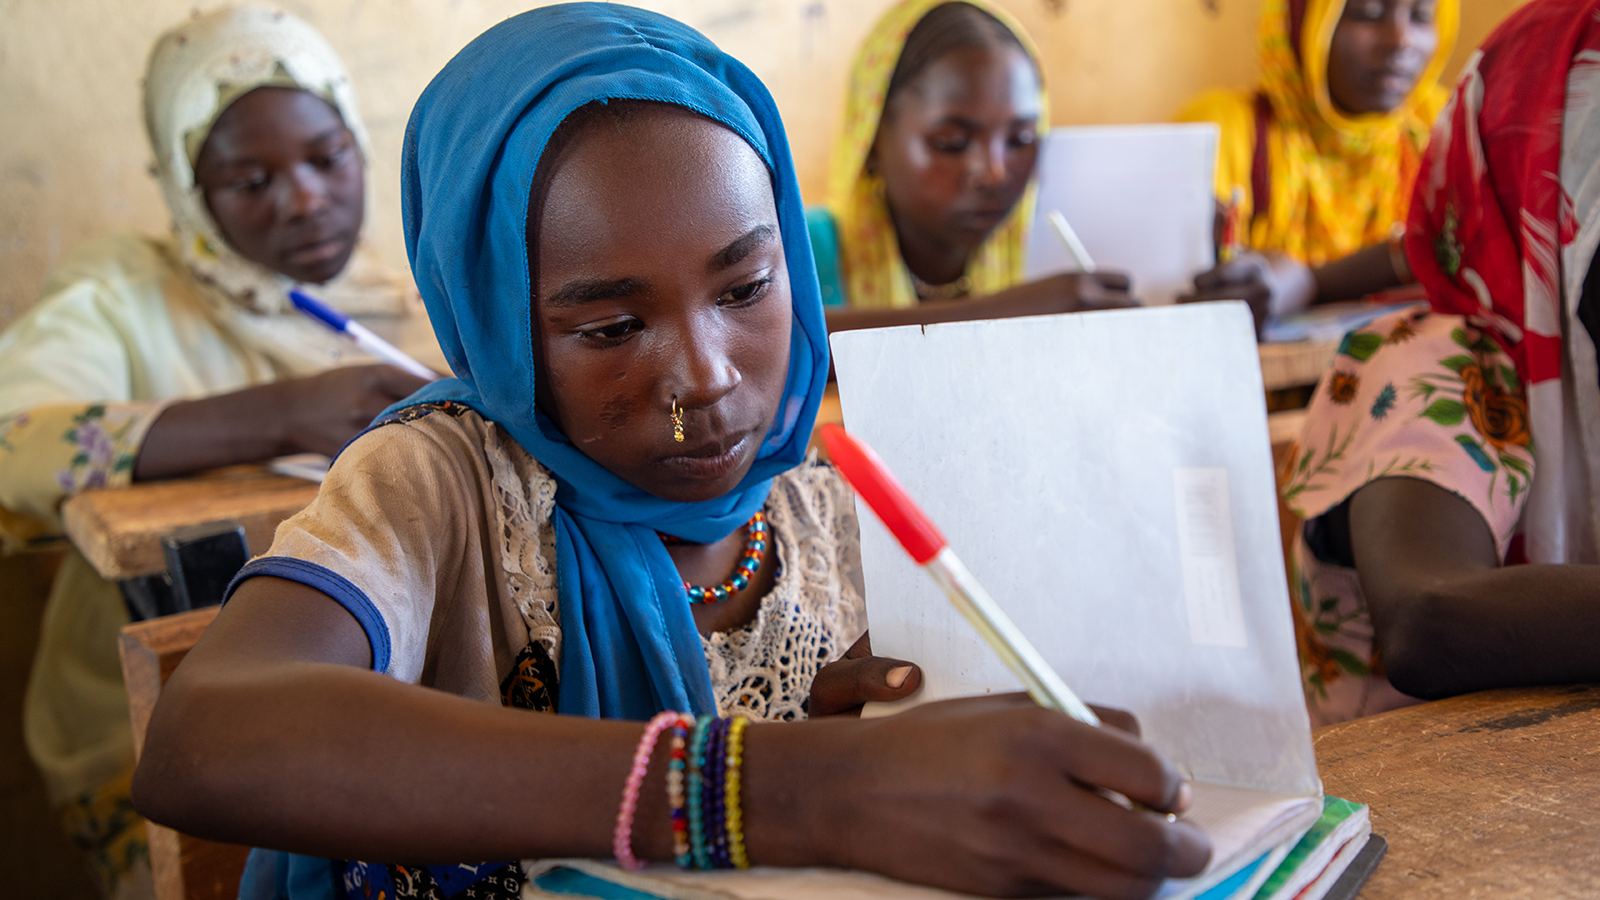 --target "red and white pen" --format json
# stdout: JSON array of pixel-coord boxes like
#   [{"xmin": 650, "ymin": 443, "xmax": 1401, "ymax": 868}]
[{"xmin": 820, "ymin": 424, "xmax": 1101, "ymax": 726}]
